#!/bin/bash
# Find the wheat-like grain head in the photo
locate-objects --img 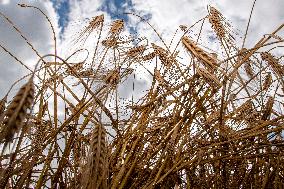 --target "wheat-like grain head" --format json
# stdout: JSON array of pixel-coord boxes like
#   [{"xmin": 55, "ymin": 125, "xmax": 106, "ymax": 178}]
[
  {"xmin": 0, "ymin": 78, "xmax": 35, "ymax": 144},
  {"xmin": 102, "ymin": 37, "xmax": 118, "ymax": 48},
  {"xmin": 182, "ymin": 36, "xmax": 218, "ymax": 71},
  {"xmin": 104, "ymin": 69, "xmax": 120, "ymax": 85},
  {"xmin": 179, "ymin": 25, "xmax": 187, "ymax": 32},
  {"xmin": 81, "ymin": 123, "xmax": 108, "ymax": 189},
  {"xmin": 110, "ymin": 19, "xmax": 124, "ymax": 35},
  {"xmin": 76, "ymin": 69, "xmax": 95, "ymax": 78},
  {"xmin": 208, "ymin": 6, "xmax": 226, "ymax": 40},
  {"xmin": 233, "ymin": 100, "xmax": 253, "ymax": 123},
  {"xmin": 66, "ymin": 62, "xmax": 84, "ymax": 75},
  {"xmin": 196, "ymin": 67, "xmax": 221, "ymax": 89},
  {"xmin": 76, "ymin": 14, "xmax": 104, "ymax": 42},
  {"xmin": 263, "ymin": 72, "xmax": 272, "ymax": 91},
  {"xmin": 127, "ymin": 45, "xmax": 146, "ymax": 58},
  {"xmin": 261, "ymin": 52, "xmax": 283, "ymax": 77},
  {"xmin": 152, "ymin": 43, "xmax": 178, "ymax": 68},
  {"xmin": 244, "ymin": 61, "xmax": 254, "ymax": 78},
  {"xmin": 0, "ymin": 96, "xmax": 7, "ymax": 123},
  {"xmin": 142, "ymin": 52, "xmax": 156, "ymax": 61},
  {"xmin": 262, "ymin": 96, "xmax": 274, "ymax": 120},
  {"xmin": 239, "ymin": 48, "xmax": 254, "ymax": 78},
  {"xmin": 89, "ymin": 14, "xmax": 104, "ymax": 29}
]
